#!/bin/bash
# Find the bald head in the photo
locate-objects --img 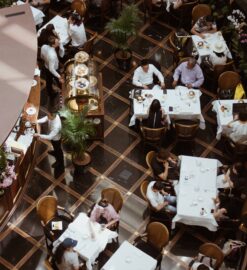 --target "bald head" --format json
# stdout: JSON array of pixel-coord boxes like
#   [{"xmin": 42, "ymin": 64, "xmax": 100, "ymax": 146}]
[{"xmin": 187, "ymin": 57, "xmax": 197, "ymax": 69}]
